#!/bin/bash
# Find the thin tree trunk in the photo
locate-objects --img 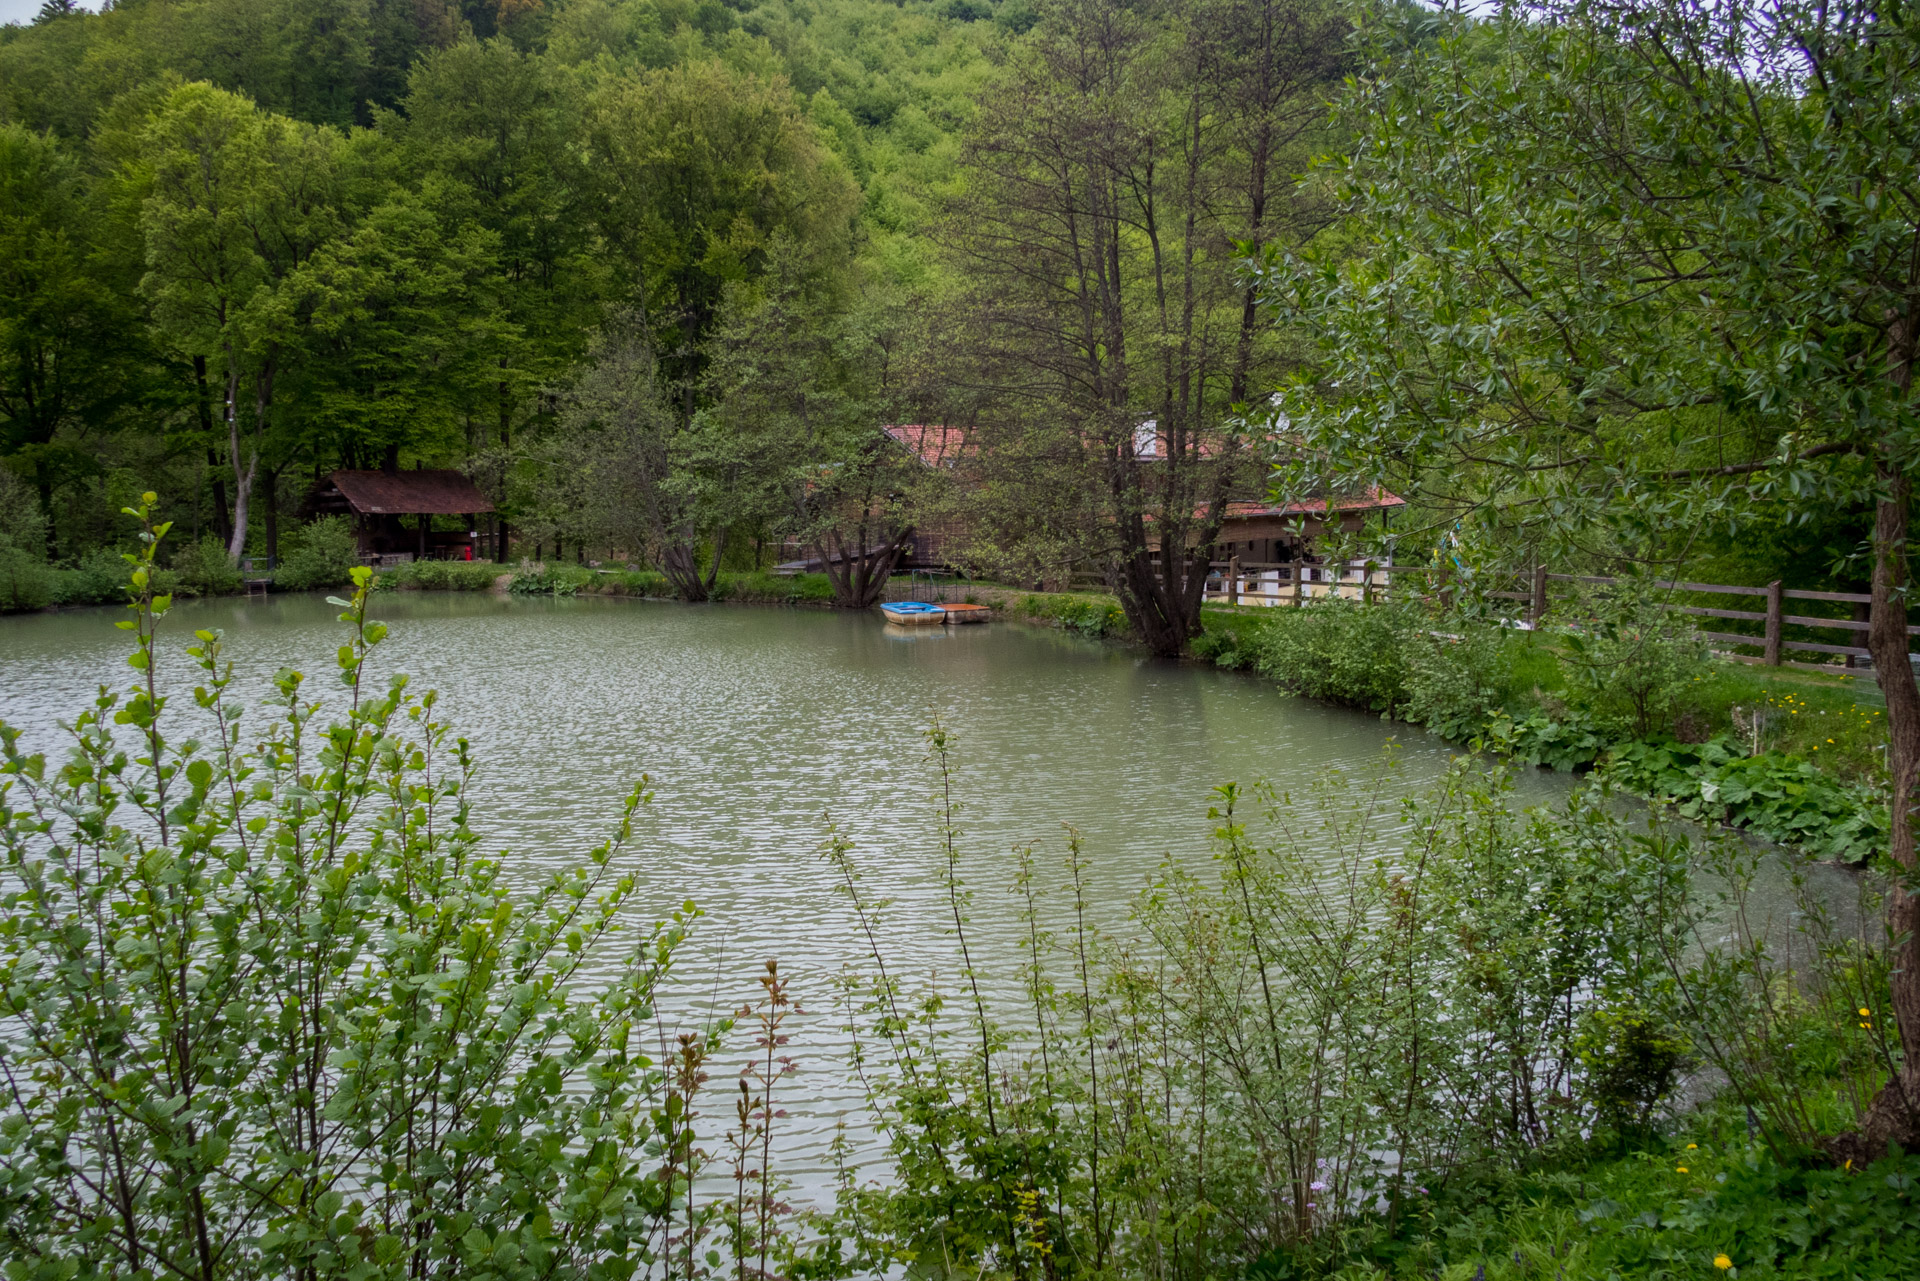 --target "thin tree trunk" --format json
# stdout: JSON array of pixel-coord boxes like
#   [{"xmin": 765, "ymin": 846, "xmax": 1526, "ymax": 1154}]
[
  {"xmin": 195, "ymin": 355, "xmax": 231, "ymax": 547},
  {"xmin": 224, "ymin": 351, "xmax": 257, "ymax": 562},
  {"xmin": 1835, "ymin": 463, "xmax": 1920, "ymax": 1163},
  {"xmin": 263, "ymin": 464, "xmax": 280, "ymax": 566}
]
